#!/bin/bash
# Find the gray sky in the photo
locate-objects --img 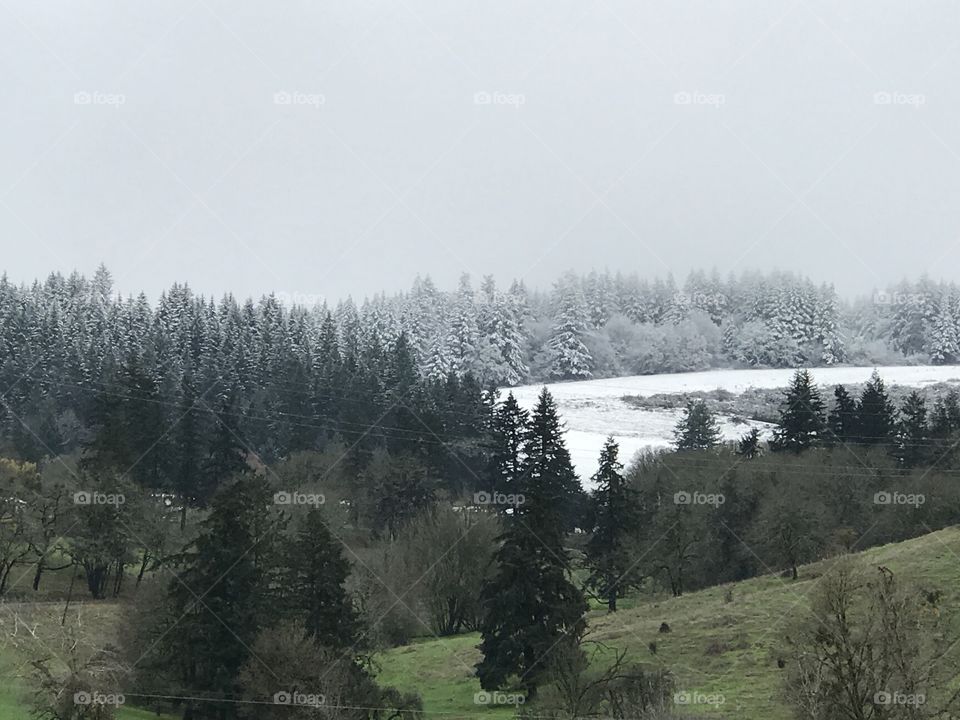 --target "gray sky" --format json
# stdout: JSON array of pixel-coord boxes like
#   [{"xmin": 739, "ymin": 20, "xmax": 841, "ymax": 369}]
[{"xmin": 2, "ymin": 0, "xmax": 960, "ymax": 302}]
